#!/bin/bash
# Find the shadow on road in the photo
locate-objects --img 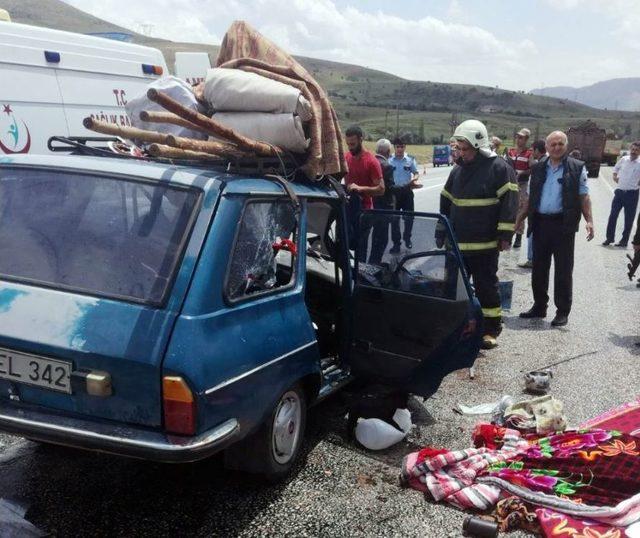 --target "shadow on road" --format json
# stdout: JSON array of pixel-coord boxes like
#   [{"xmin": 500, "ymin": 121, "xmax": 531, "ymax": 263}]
[{"xmin": 0, "ymin": 390, "xmax": 433, "ymax": 536}]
